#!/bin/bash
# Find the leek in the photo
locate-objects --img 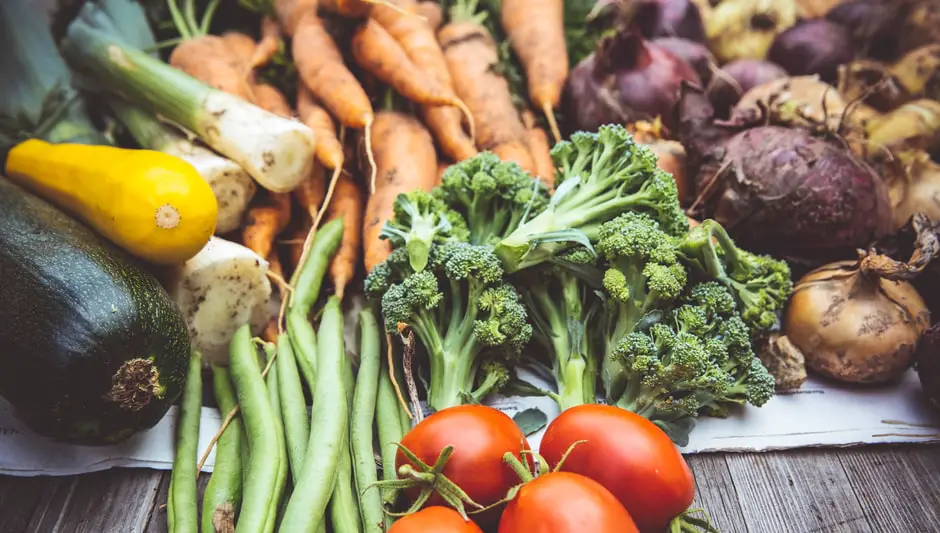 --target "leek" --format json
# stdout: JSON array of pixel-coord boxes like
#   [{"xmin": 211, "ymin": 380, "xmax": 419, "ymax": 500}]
[
  {"xmin": 62, "ymin": 3, "xmax": 316, "ymax": 193},
  {"xmin": 109, "ymin": 100, "xmax": 257, "ymax": 234},
  {"xmin": 0, "ymin": 0, "xmax": 107, "ymax": 148}
]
